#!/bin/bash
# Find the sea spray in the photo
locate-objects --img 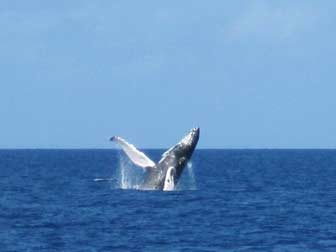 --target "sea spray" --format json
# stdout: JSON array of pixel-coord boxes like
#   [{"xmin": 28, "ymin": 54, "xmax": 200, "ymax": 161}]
[
  {"xmin": 175, "ymin": 161, "xmax": 197, "ymax": 191},
  {"xmin": 187, "ymin": 161, "xmax": 197, "ymax": 190},
  {"xmin": 117, "ymin": 151, "xmax": 144, "ymax": 189},
  {"xmin": 113, "ymin": 150, "xmax": 197, "ymax": 190}
]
